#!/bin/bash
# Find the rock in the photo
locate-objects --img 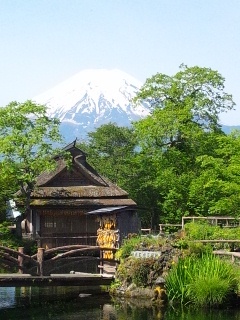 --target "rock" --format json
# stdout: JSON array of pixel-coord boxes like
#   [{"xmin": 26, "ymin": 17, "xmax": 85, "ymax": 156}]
[
  {"xmin": 130, "ymin": 288, "xmax": 154, "ymax": 298},
  {"xmin": 155, "ymin": 277, "xmax": 165, "ymax": 286},
  {"xmin": 127, "ymin": 283, "xmax": 137, "ymax": 291}
]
